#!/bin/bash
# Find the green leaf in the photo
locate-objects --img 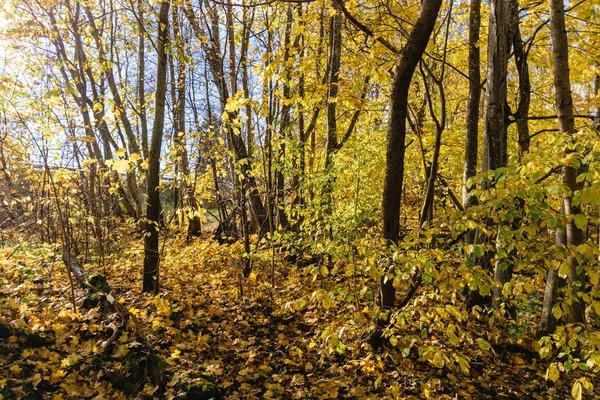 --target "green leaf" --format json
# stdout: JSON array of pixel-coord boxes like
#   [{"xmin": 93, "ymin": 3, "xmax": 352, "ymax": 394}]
[
  {"xmin": 473, "ymin": 245, "xmax": 484, "ymax": 258},
  {"xmin": 548, "ymin": 185, "xmax": 561, "ymax": 195},
  {"xmin": 573, "ymin": 214, "xmax": 587, "ymax": 230},
  {"xmin": 402, "ymin": 347, "xmax": 411, "ymax": 357},
  {"xmin": 477, "ymin": 339, "xmax": 491, "ymax": 351}
]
